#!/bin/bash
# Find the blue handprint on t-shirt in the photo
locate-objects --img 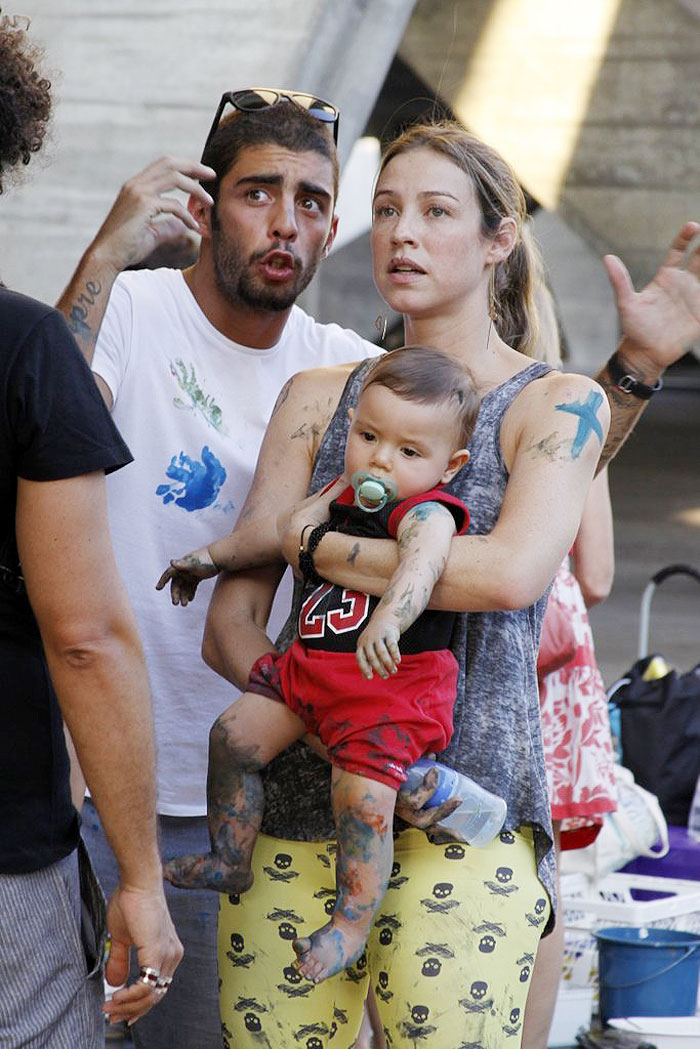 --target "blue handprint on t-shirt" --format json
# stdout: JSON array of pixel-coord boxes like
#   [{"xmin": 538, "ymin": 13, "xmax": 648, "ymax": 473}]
[{"xmin": 156, "ymin": 446, "xmax": 227, "ymax": 511}]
